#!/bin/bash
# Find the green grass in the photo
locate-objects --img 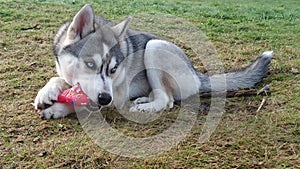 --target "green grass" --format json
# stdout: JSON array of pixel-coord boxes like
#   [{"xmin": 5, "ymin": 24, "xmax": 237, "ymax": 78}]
[{"xmin": 1, "ymin": 0, "xmax": 300, "ymax": 168}]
